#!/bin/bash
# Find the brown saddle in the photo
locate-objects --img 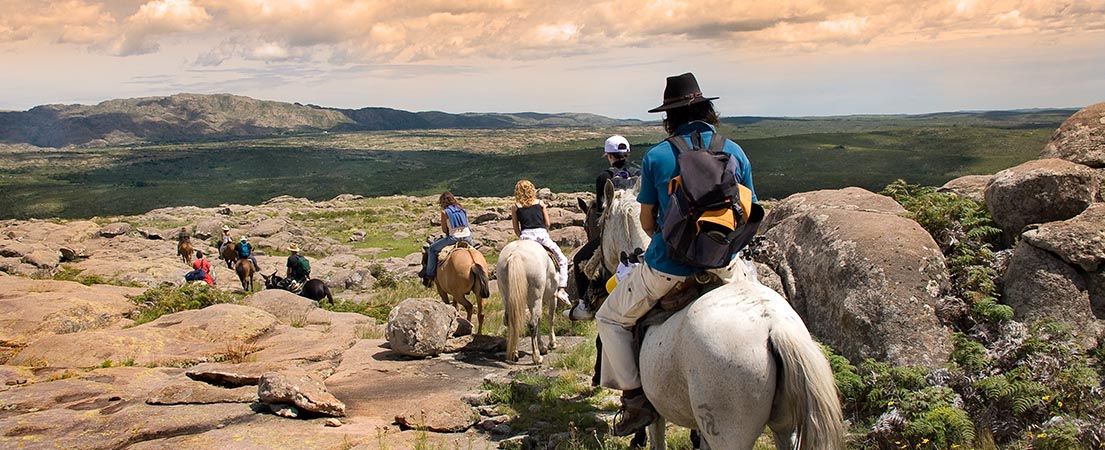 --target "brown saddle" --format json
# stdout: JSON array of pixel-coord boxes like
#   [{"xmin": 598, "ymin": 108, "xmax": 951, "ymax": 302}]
[{"xmin": 436, "ymin": 240, "xmax": 473, "ymax": 268}]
